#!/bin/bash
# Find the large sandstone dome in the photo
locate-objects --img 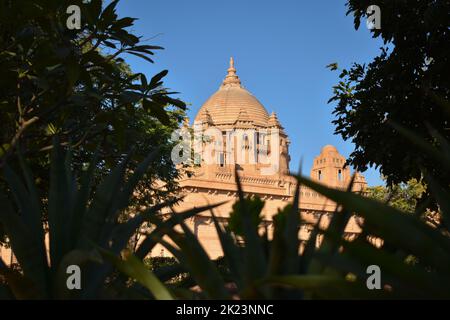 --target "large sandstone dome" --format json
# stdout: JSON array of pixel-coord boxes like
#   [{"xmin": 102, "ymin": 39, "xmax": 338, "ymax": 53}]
[{"xmin": 194, "ymin": 58, "xmax": 270, "ymax": 127}]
